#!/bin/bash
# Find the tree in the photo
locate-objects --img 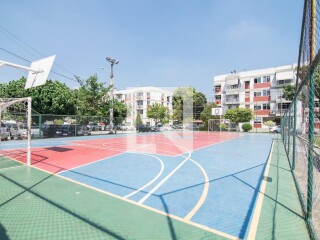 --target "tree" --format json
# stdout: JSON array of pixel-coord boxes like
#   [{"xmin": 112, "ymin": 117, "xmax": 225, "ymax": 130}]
[
  {"xmin": 75, "ymin": 75, "xmax": 110, "ymax": 116},
  {"xmin": 105, "ymin": 99, "xmax": 127, "ymax": 125},
  {"xmin": 135, "ymin": 112, "xmax": 143, "ymax": 127},
  {"xmin": 0, "ymin": 77, "xmax": 77, "ymax": 115},
  {"xmin": 172, "ymin": 87, "xmax": 207, "ymax": 122},
  {"xmin": 147, "ymin": 103, "xmax": 170, "ymax": 125},
  {"xmin": 200, "ymin": 102, "xmax": 218, "ymax": 125},
  {"xmin": 282, "ymin": 85, "xmax": 296, "ymax": 101},
  {"xmin": 224, "ymin": 108, "xmax": 253, "ymax": 131}
]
